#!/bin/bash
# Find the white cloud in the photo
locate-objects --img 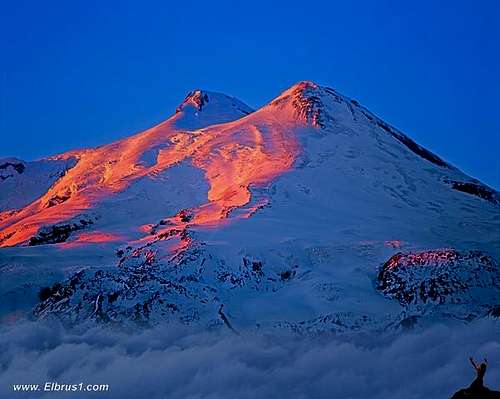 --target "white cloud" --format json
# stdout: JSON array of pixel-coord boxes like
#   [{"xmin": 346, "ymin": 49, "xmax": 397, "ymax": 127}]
[{"xmin": 1, "ymin": 320, "xmax": 499, "ymax": 398}]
